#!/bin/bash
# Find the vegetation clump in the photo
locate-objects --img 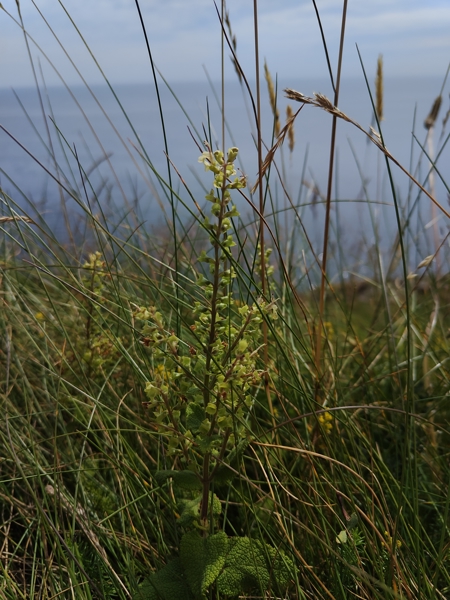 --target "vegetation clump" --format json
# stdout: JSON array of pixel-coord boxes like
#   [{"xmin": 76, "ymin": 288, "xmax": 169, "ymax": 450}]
[{"xmin": 132, "ymin": 146, "xmax": 292, "ymax": 599}]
